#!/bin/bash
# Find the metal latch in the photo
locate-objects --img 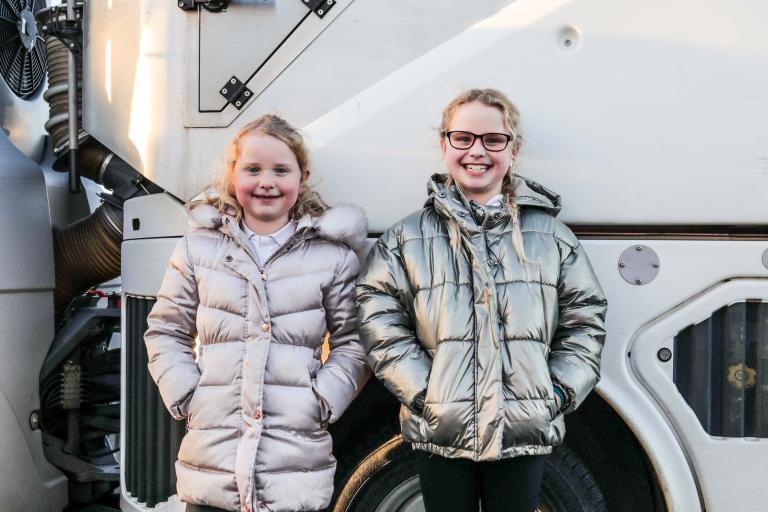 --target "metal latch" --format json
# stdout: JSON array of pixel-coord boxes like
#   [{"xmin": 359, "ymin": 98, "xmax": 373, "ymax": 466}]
[
  {"xmin": 301, "ymin": 0, "xmax": 336, "ymax": 19},
  {"xmin": 219, "ymin": 76, "xmax": 253, "ymax": 110}
]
